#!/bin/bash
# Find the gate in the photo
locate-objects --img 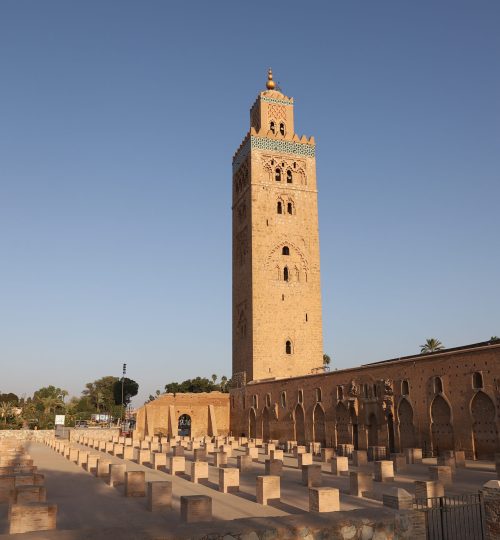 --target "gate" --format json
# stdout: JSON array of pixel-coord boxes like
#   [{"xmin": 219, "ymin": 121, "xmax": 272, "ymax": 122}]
[{"xmin": 415, "ymin": 493, "xmax": 484, "ymax": 540}]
